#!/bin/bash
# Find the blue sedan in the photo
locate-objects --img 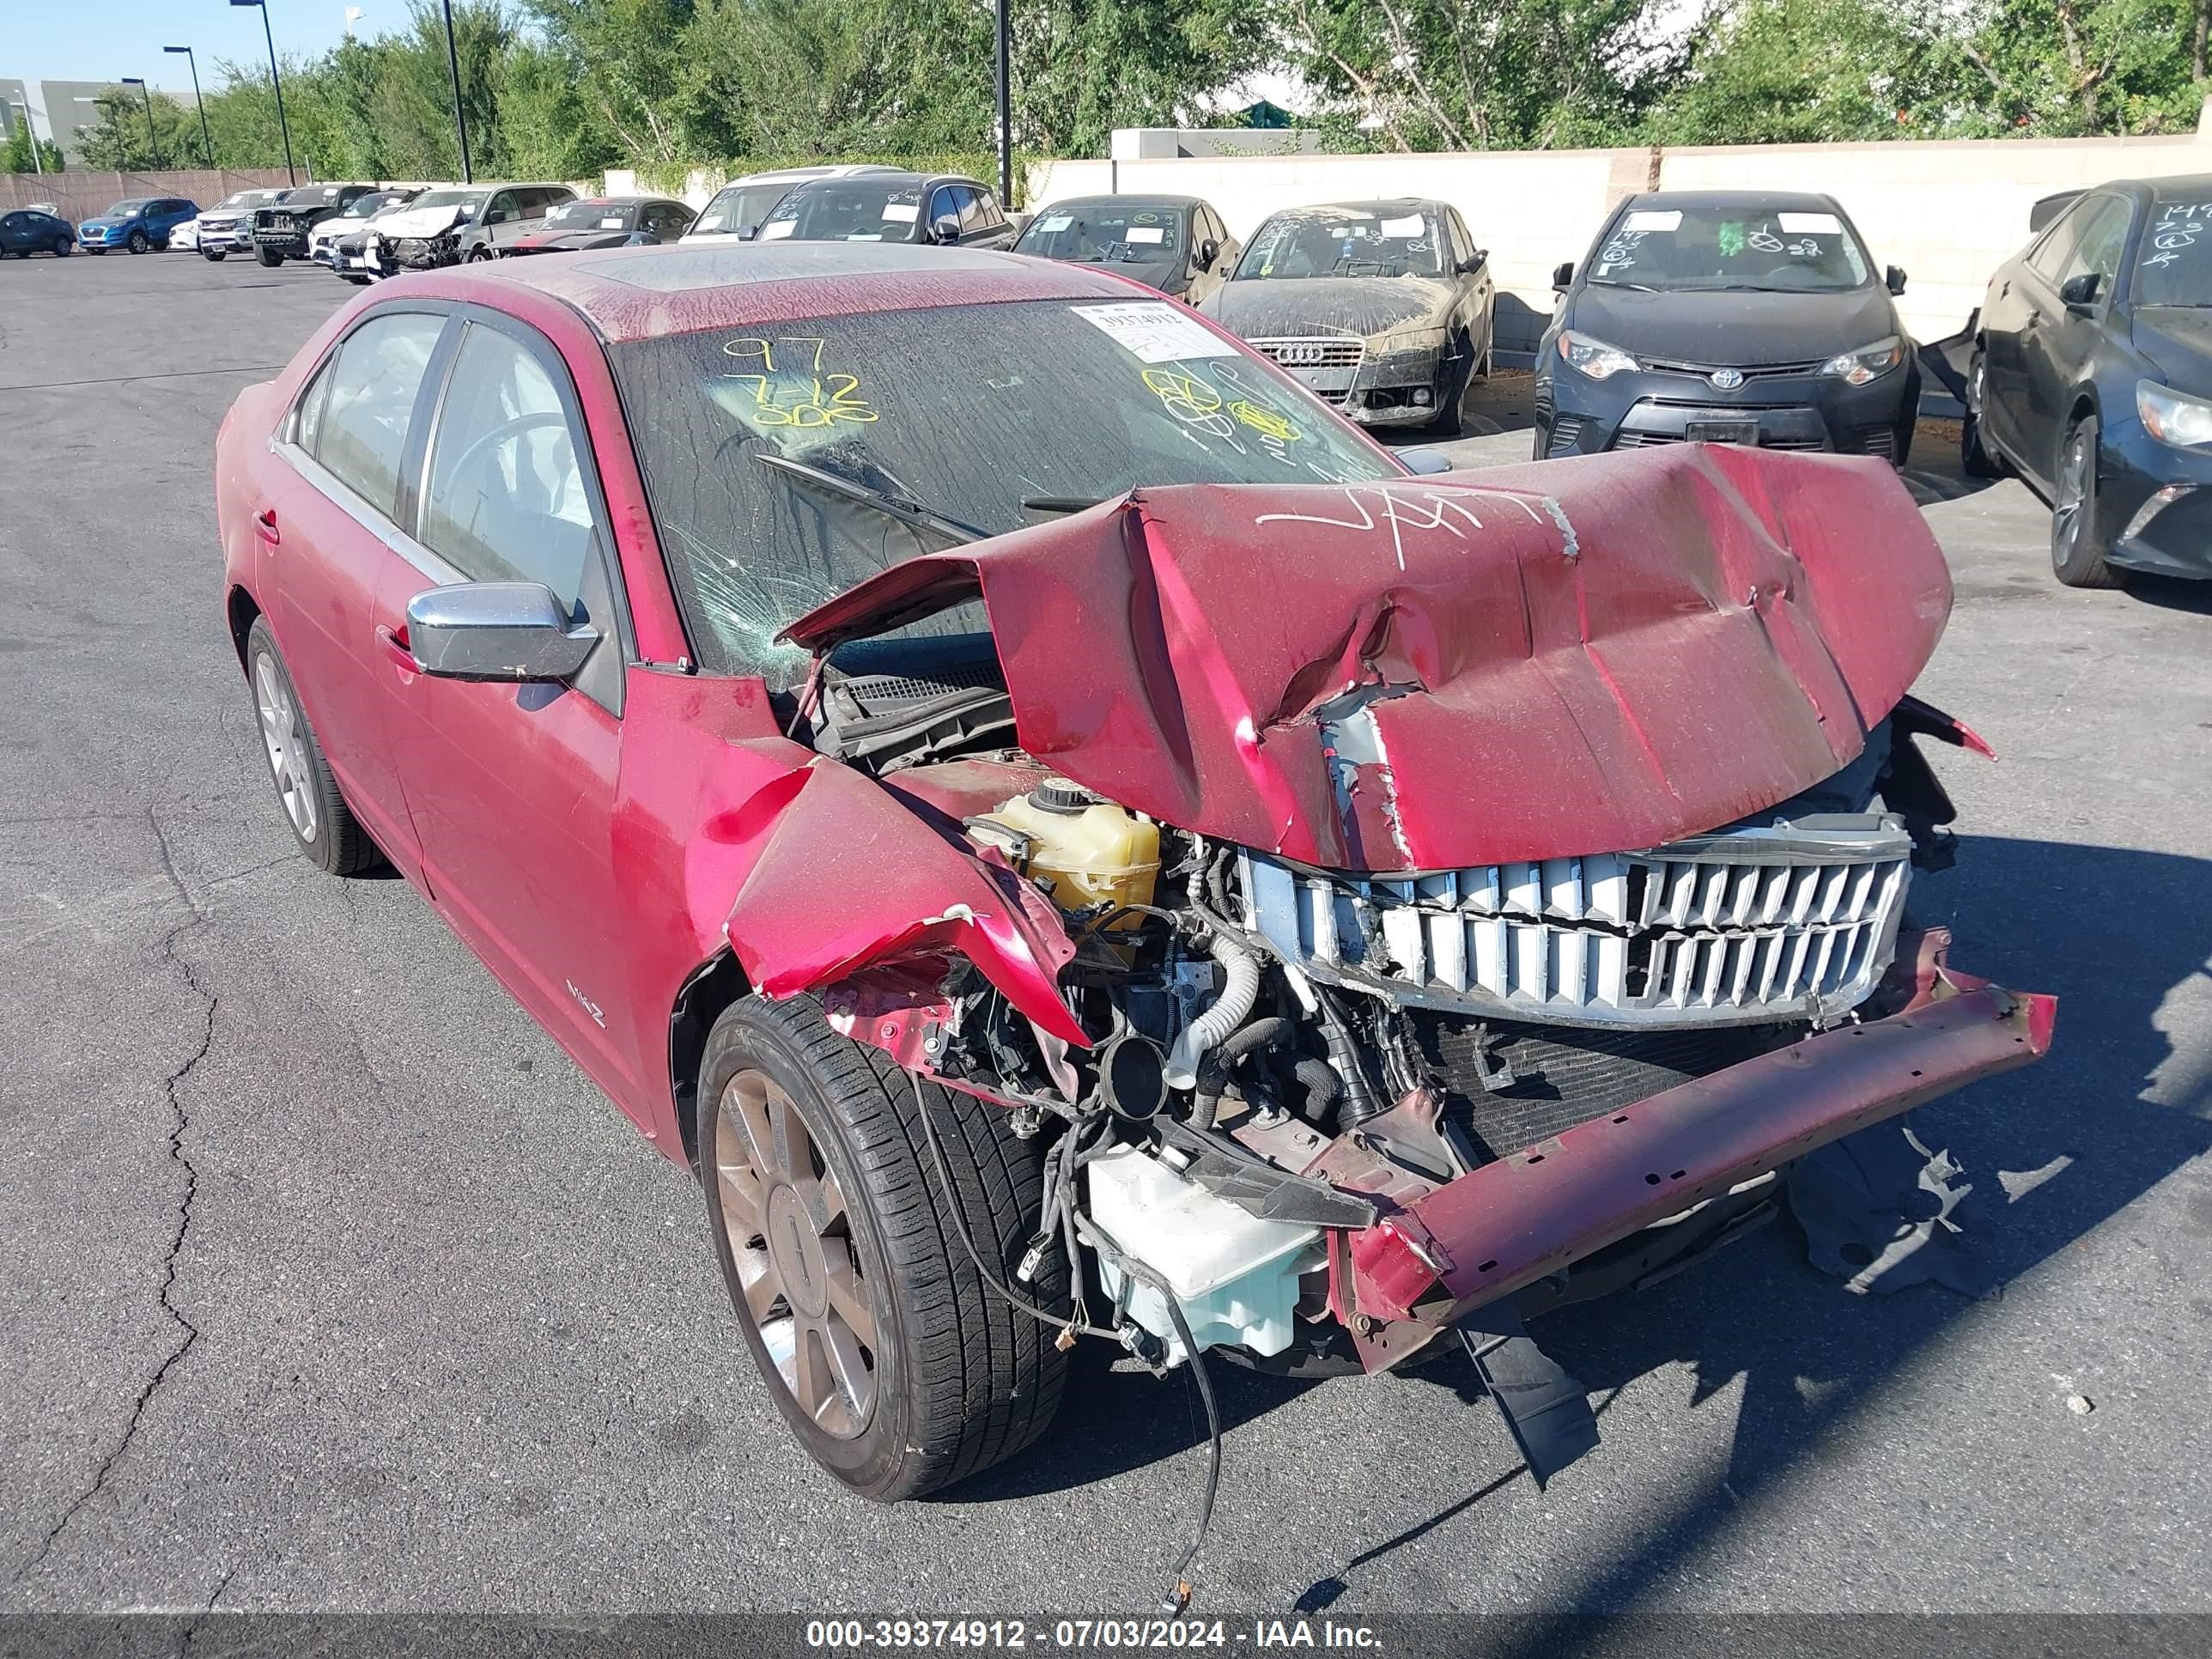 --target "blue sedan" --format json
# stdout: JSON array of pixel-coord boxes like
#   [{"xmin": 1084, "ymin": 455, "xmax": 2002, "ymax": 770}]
[{"xmin": 76, "ymin": 196, "xmax": 200, "ymax": 255}]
